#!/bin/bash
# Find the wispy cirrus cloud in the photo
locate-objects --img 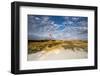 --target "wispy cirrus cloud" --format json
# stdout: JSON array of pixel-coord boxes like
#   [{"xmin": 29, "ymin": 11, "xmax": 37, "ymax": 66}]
[{"xmin": 28, "ymin": 15, "xmax": 88, "ymax": 40}]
